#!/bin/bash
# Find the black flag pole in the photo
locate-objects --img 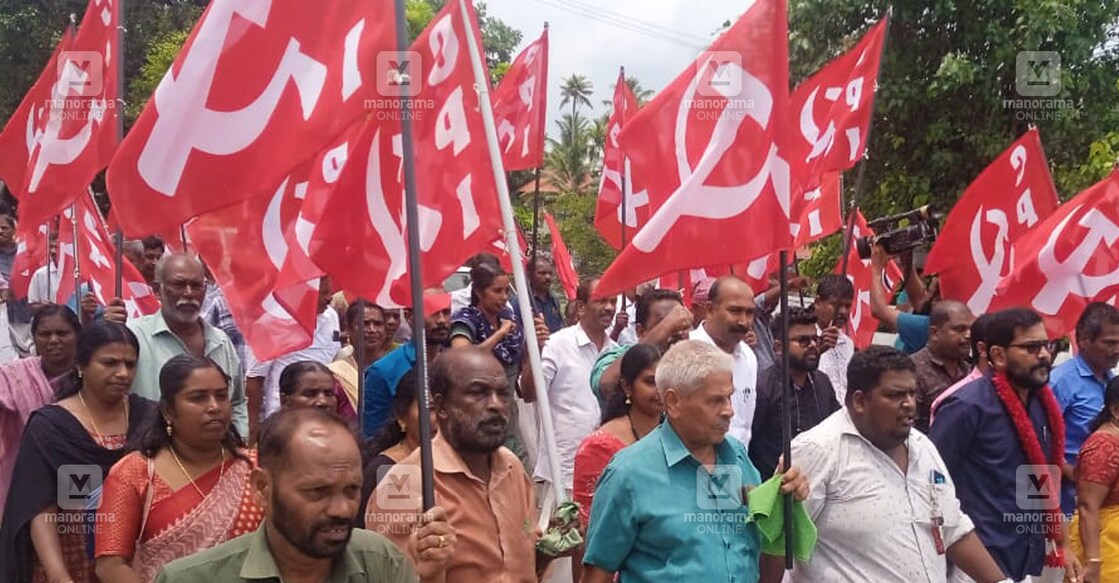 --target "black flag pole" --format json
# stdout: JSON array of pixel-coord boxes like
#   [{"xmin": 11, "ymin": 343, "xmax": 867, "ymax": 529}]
[
  {"xmin": 356, "ymin": 297, "xmax": 367, "ymax": 437},
  {"xmin": 393, "ymin": 0, "xmax": 435, "ymax": 511},
  {"xmin": 113, "ymin": 0, "xmax": 125, "ymax": 298},
  {"xmin": 839, "ymin": 7, "xmax": 892, "ymax": 276},
  {"xmin": 778, "ymin": 249, "xmax": 793, "ymax": 569},
  {"xmin": 531, "ymin": 167, "xmax": 542, "ymax": 261}
]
